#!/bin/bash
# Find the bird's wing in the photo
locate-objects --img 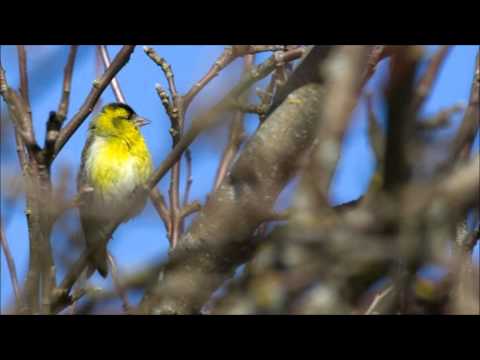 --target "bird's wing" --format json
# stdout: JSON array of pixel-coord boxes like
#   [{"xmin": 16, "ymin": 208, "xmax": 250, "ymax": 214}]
[{"xmin": 77, "ymin": 132, "xmax": 110, "ymax": 277}]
